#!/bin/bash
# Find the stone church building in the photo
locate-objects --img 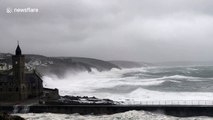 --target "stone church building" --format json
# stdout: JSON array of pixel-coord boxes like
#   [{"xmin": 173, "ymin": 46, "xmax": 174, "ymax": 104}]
[{"xmin": 0, "ymin": 45, "xmax": 43, "ymax": 101}]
